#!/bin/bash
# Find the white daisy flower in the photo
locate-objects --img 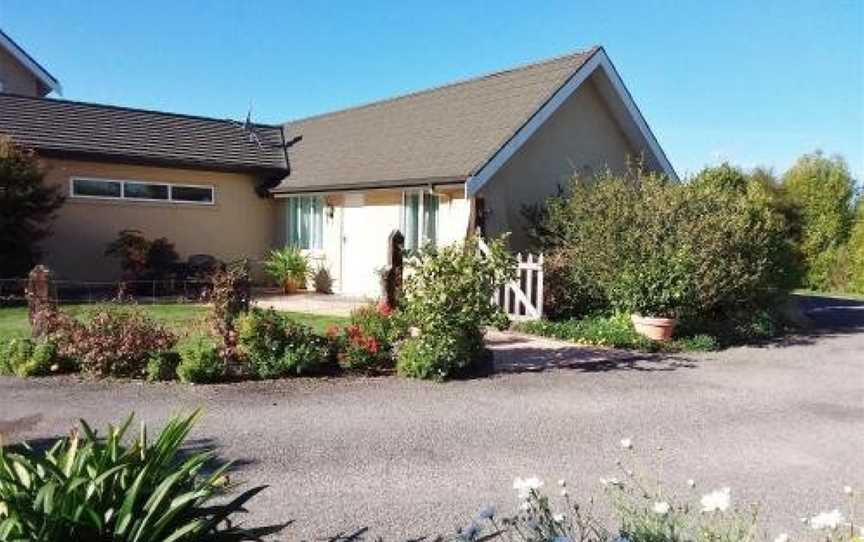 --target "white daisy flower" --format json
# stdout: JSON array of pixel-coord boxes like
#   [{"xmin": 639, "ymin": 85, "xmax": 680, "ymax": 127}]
[
  {"xmin": 653, "ymin": 501, "xmax": 671, "ymax": 515},
  {"xmin": 809, "ymin": 510, "xmax": 844, "ymax": 530},
  {"xmin": 700, "ymin": 487, "xmax": 731, "ymax": 512},
  {"xmin": 513, "ymin": 477, "xmax": 544, "ymax": 499}
]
